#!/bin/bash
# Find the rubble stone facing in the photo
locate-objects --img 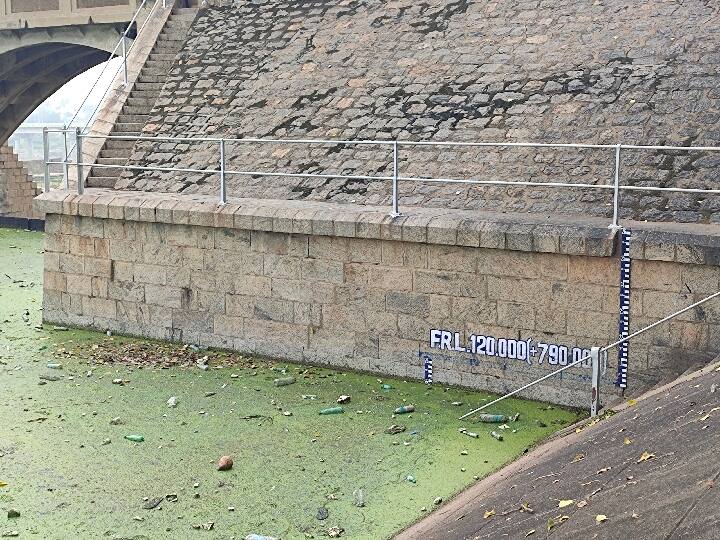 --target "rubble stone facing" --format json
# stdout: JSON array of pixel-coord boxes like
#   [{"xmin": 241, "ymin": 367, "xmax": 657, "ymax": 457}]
[
  {"xmin": 118, "ymin": 0, "xmax": 720, "ymax": 223},
  {"xmin": 36, "ymin": 190, "xmax": 720, "ymax": 407},
  {"xmin": 0, "ymin": 144, "xmax": 42, "ymax": 219}
]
